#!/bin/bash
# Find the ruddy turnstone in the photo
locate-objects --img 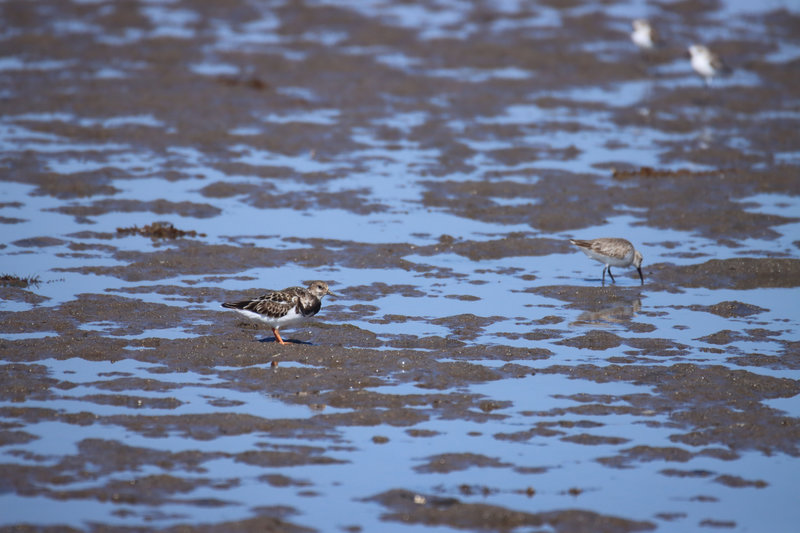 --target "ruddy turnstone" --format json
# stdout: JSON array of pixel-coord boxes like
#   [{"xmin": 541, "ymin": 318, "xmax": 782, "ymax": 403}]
[
  {"xmin": 688, "ymin": 44, "xmax": 731, "ymax": 85},
  {"xmin": 631, "ymin": 19, "xmax": 658, "ymax": 50},
  {"xmin": 570, "ymin": 238, "xmax": 644, "ymax": 285},
  {"xmin": 222, "ymin": 280, "xmax": 336, "ymax": 344}
]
